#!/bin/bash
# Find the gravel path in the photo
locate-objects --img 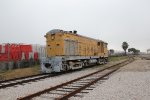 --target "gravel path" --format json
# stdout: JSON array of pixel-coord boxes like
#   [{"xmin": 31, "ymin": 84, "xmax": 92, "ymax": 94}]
[
  {"xmin": 140, "ymin": 54, "xmax": 150, "ymax": 60},
  {"xmin": 81, "ymin": 59, "xmax": 150, "ymax": 100},
  {"xmin": 0, "ymin": 60, "xmax": 124, "ymax": 100}
]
